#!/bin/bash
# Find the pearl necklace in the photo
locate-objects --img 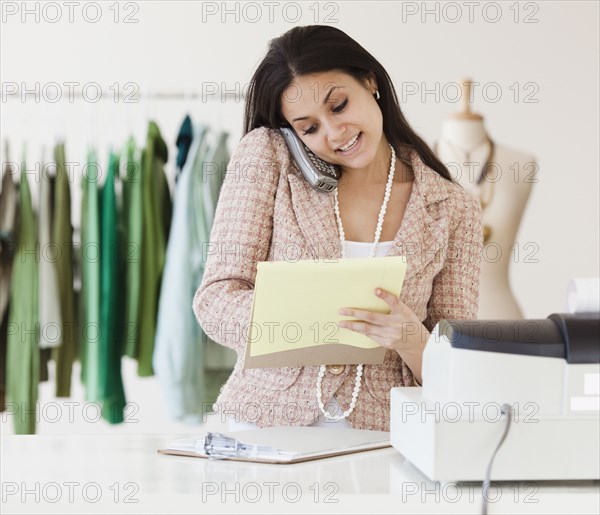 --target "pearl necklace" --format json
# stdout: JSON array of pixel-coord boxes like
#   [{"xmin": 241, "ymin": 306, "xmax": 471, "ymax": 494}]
[{"xmin": 316, "ymin": 143, "xmax": 396, "ymax": 420}]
